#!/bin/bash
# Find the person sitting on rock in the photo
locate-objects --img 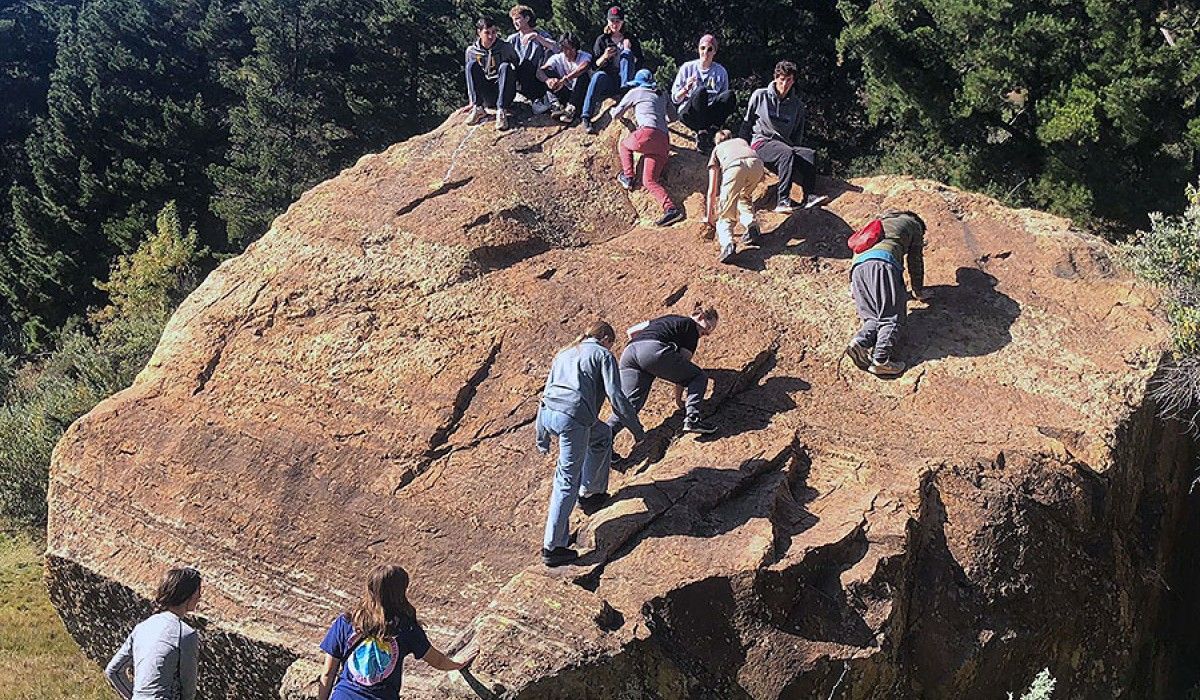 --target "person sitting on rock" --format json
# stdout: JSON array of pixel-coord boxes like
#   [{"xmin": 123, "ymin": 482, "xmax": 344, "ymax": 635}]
[
  {"xmin": 536, "ymin": 321, "xmax": 645, "ymax": 567},
  {"xmin": 507, "ymin": 5, "xmax": 558, "ymax": 115},
  {"xmin": 580, "ymin": 5, "xmax": 643, "ymax": 134},
  {"xmin": 316, "ymin": 564, "xmax": 475, "ymax": 700},
  {"xmin": 606, "ymin": 304, "xmax": 720, "ymax": 441},
  {"xmin": 610, "ymin": 69, "xmax": 685, "ymax": 227},
  {"xmin": 105, "ymin": 567, "xmax": 202, "ymax": 700},
  {"xmin": 845, "ymin": 210, "xmax": 928, "ymax": 378},
  {"xmin": 739, "ymin": 60, "xmax": 827, "ymax": 213},
  {"xmin": 671, "ymin": 34, "xmax": 735, "ymax": 153},
  {"xmin": 465, "ymin": 17, "xmax": 519, "ymax": 131},
  {"xmin": 702, "ymin": 129, "xmax": 765, "ymax": 263},
  {"xmin": 539, "ymin": 32, "xmax": 592, "ymax": 124}
]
